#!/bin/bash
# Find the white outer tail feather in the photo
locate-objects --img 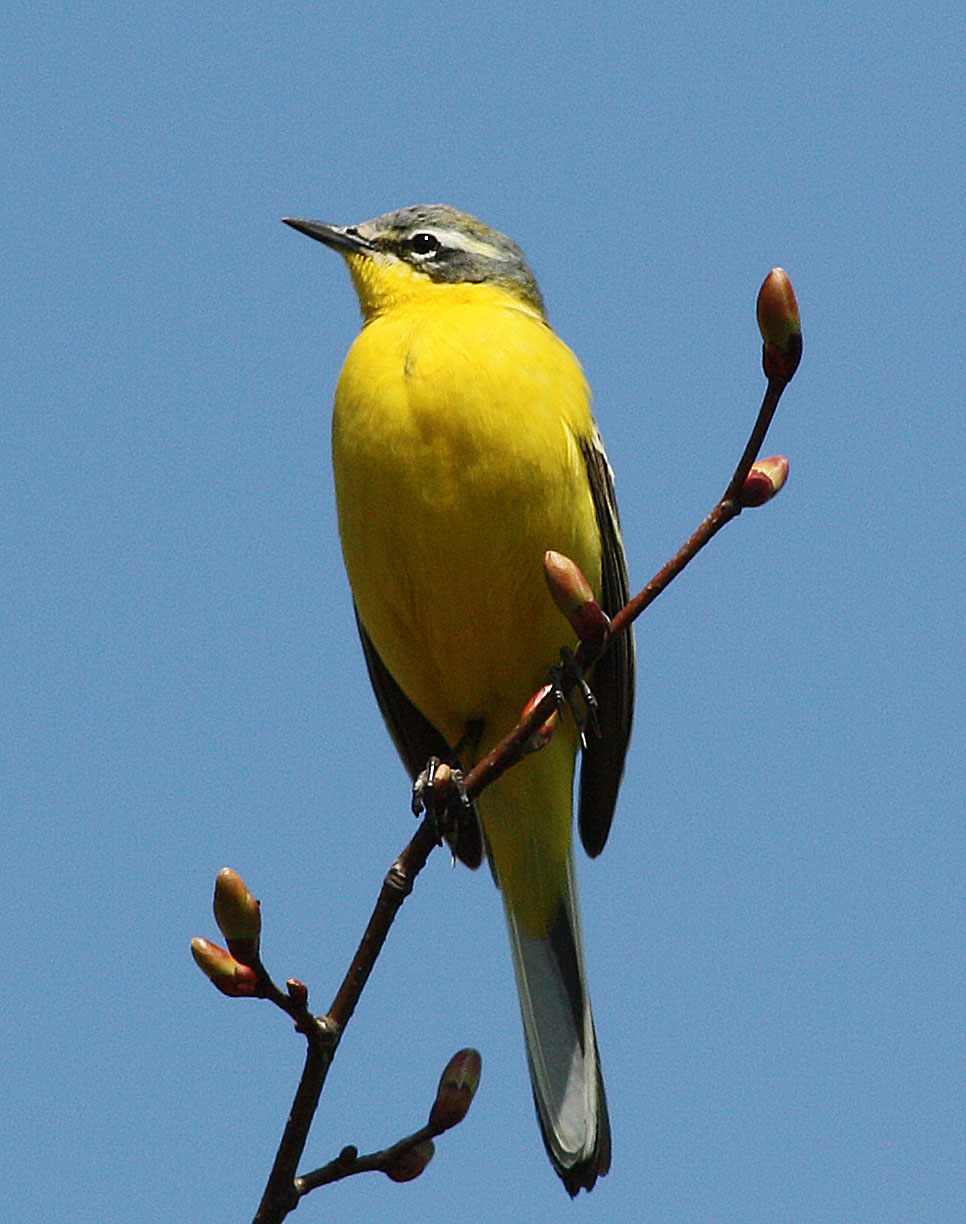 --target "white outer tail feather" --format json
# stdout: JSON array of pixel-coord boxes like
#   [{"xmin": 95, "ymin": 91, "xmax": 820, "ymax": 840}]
[{"xmin": 502, "ymin": 851, "xmax": 610, "ymax": 1192}]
